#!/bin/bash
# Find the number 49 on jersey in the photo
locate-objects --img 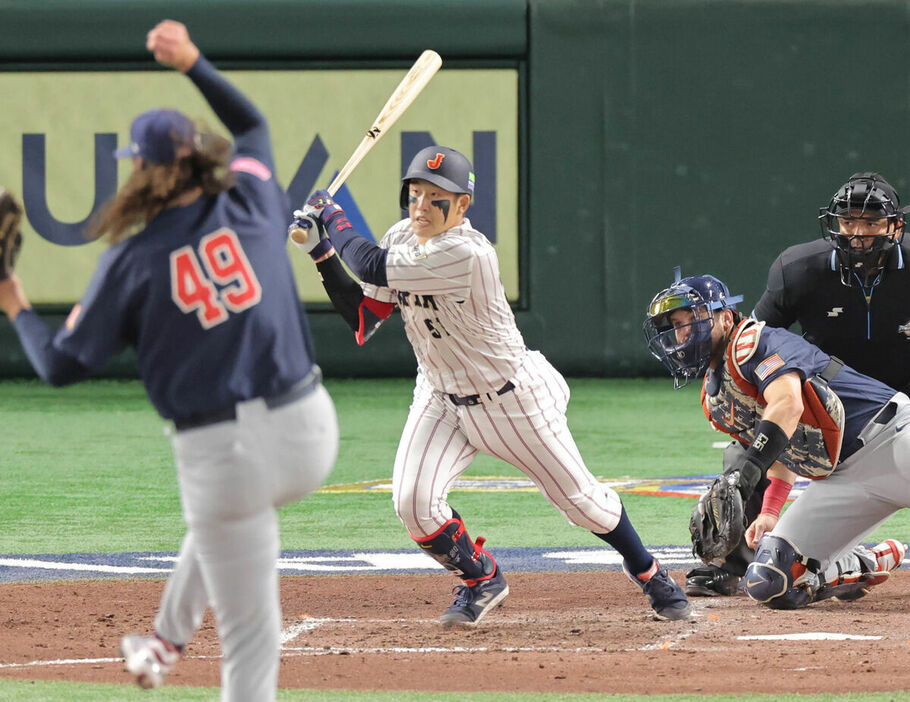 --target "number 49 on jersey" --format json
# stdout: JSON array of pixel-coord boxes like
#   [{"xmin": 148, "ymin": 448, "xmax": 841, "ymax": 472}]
[{"xmin": 170, "ymin": 228, "xmax": 262, "ymax": 329}]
